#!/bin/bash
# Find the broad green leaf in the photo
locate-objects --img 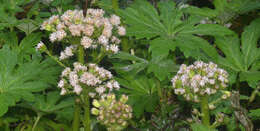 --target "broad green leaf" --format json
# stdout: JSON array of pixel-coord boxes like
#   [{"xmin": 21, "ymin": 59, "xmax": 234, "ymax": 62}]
[
  {"xmin": 180, "ymin": 24, "xmax": 234, "ymax": 36},
  {"xmin": 119, "ymin": 0, "xmax": 233, "ymax": 59},
  {"xmin": 149, "ymin": 38, "xmax": 176, "ymax": 58},
  {"xmin": 0, "ymin": 32, "xmax": 18, "ymax": 47},
  {"xmin": 31, "ymin": 91, "xmax": 74, "ymax": 113},
  {"xmin": 16, "ymin": 19, "xmax": 39, "ymax": 35},
  {"xmin": 116, "ymin": 75, "xmax": 159, "ymax": 118},
  {"xmin": 148, "ymin": 56, "xmax": 178, "ymax": 81},
  {"xmin": 215, "ymin": 36, "xmax": 244, "ymax": 71},
  {"xmin": 240, "ymin": 71, "xmax": 260, "ymax": 82},
  {"xmin": 241, "ymin": 18, "xmax": 260, "ymax": 69},
  {"xmin": 0, "ymin": 46, "xmax": 60, "ymax": 116},
  {"xmin": 19, "ymin": 32, "xmax": 42, "ymax": 54},
  {"xmin": 175, "ymin": 35, "xmax": 218, "ymax": 60}
]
